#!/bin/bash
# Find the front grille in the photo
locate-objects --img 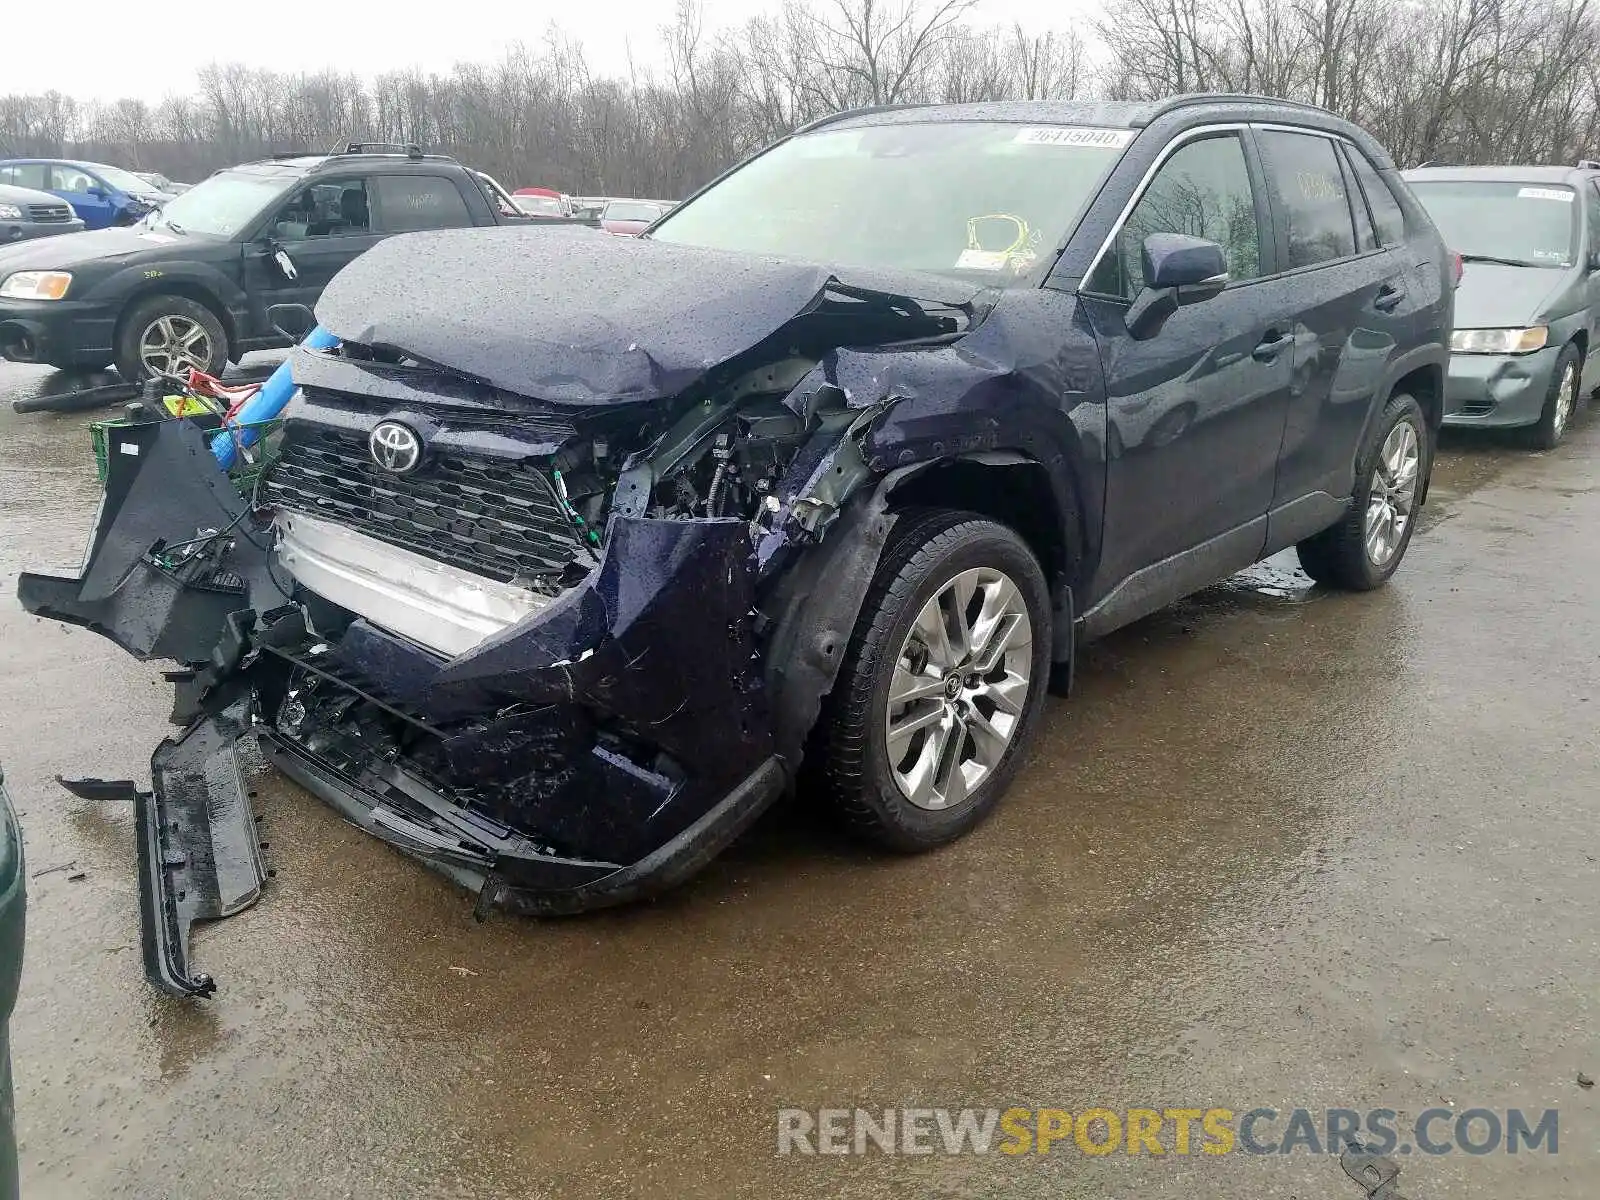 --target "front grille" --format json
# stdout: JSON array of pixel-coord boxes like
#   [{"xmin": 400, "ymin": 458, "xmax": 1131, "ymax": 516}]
[
  {"xmin": 264, "ymin": 426, "xmax": 583, "ymax": 583},
  {"xmin": 27, "ymin": 203, "xmax": 72, "ymax": 223}
]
